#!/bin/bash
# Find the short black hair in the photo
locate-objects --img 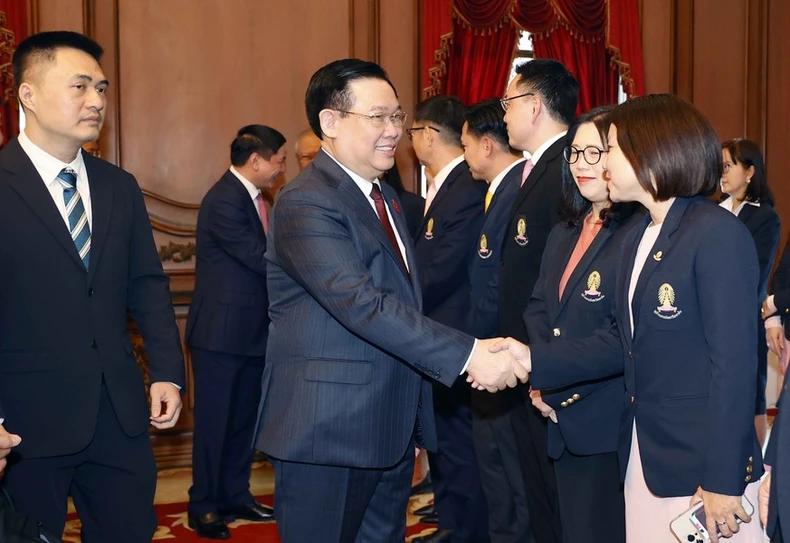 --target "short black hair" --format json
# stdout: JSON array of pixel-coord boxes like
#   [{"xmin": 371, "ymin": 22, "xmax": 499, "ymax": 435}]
[
  {"xmin": 721, "ymin": 138, "xmax": 775, "ymax": 206},
  {"xmin": 465, "ymin": 98, "xmax": 517, "ymax": 152},
  {"xmin": 608, "ymin": 94, "xmax": 721, "ymax": 201},
  {"xmin": 13, "ymin": 31, "xmax": 103, "ymax": 89},
  {"xmin": 305, "ymin": 59, "xmax": 397, "ymax": 140},
  {"xmin": 414, "ymin": 95, "xmax": 466, "ymax": 147},
  {"xmin": 514, "ymin": 59, "xmax": 579, "ymax": 126},
  {"xmin": 230, "ymin": 125, "xmax": 286, "ymax": 167}
]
